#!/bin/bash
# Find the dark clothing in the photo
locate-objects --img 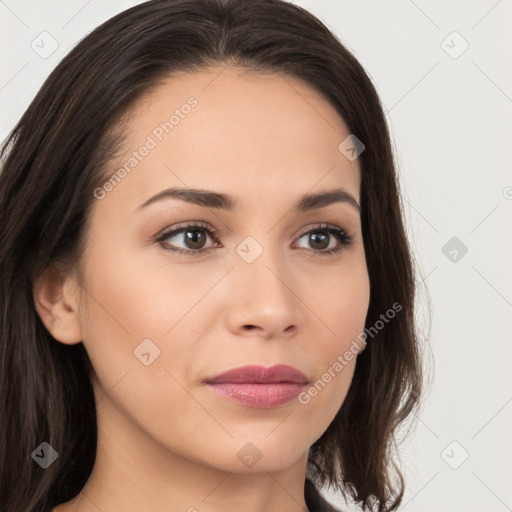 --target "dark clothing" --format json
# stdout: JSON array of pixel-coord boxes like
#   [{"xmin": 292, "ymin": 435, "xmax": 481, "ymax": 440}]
[{"xmin": 305, "ymin": 478, "xmax": 342, "ymax": 511}]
